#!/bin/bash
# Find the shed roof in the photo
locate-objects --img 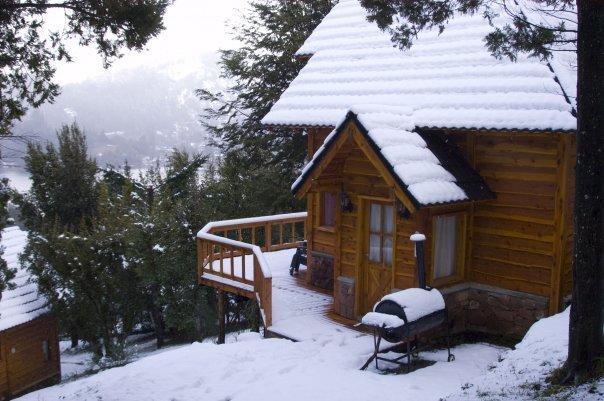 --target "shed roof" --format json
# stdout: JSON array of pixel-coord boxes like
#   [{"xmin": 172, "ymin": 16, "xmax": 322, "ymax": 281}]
[
  {"xmin": 262, "ymin": 0, "xmax": 576, "ymax": 132},
  {"xmin": 0, "ymin": 226, "xmax": 49, "ymax": 331},
  {"xmin": 292, "ymin": 106, "xmax": 494, "ymax": 207}
]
